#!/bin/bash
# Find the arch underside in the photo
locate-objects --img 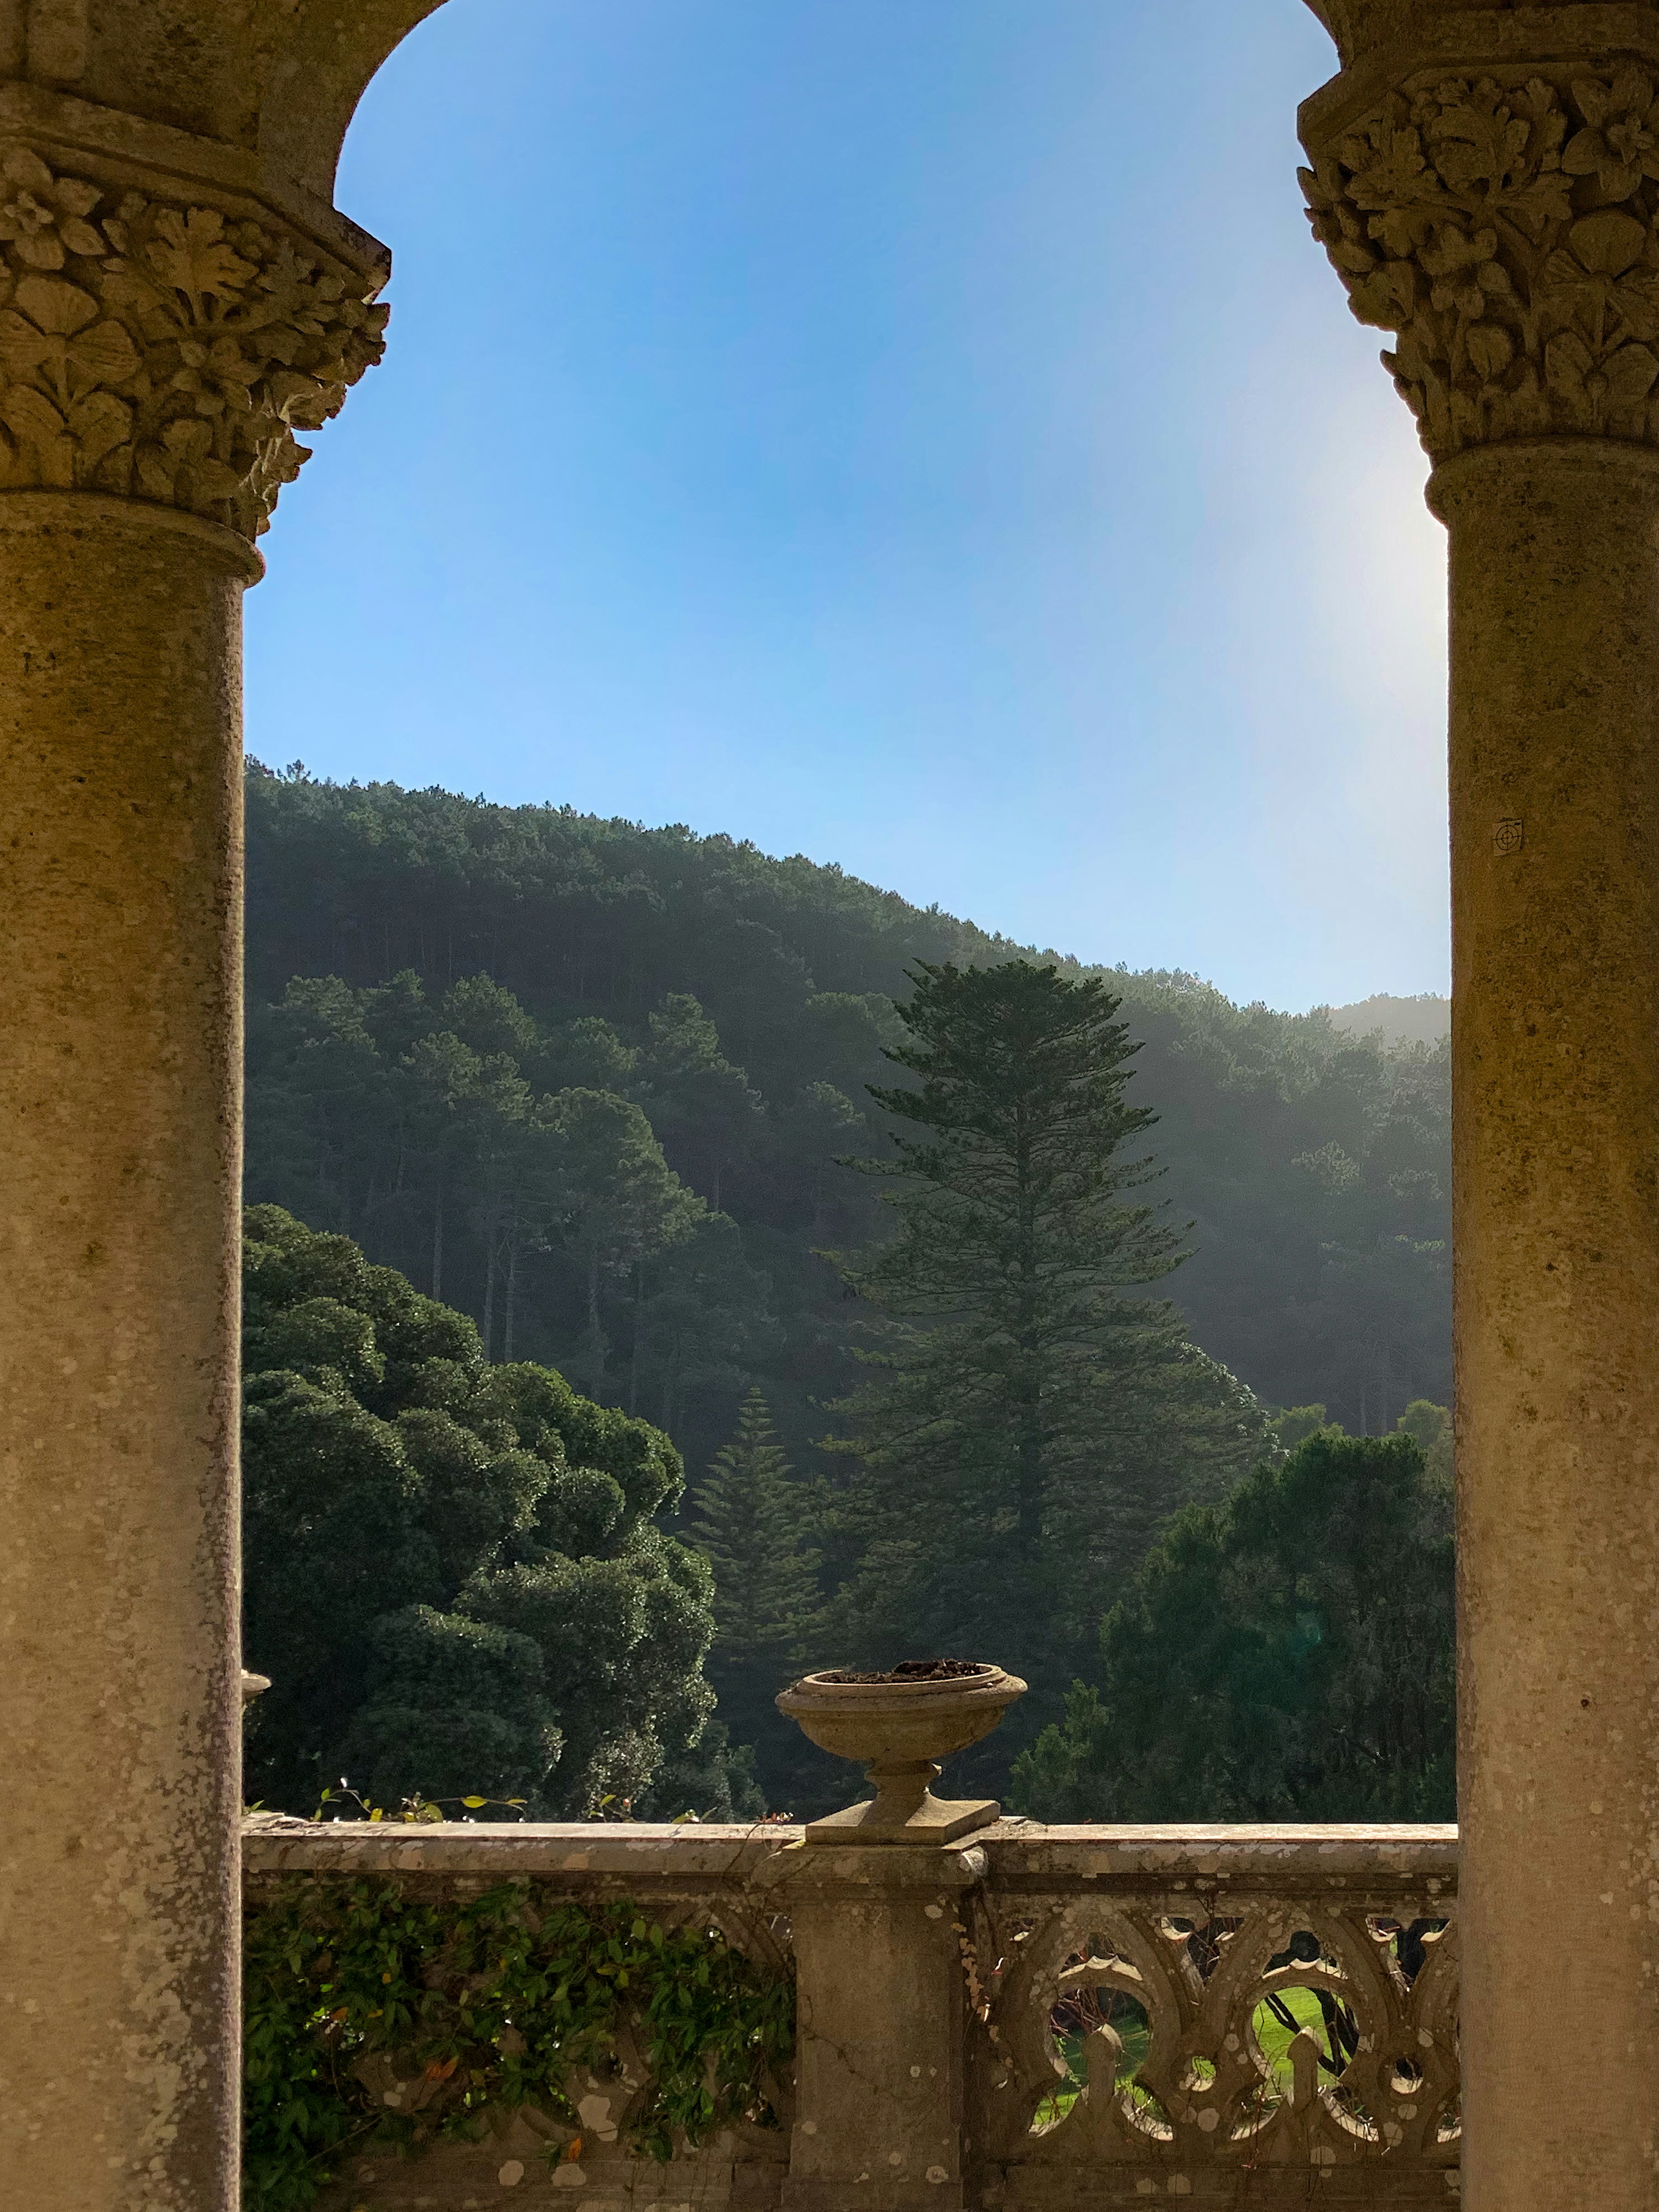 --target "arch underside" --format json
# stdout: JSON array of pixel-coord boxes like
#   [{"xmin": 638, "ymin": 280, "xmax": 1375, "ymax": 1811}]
[
  {"xmin": 0, "ymin": 0, "xmax": 449, "ymax": 199},
  {"xmin": 0, "ymin": 0, "xmax": 1341, "ymax": 215}
]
